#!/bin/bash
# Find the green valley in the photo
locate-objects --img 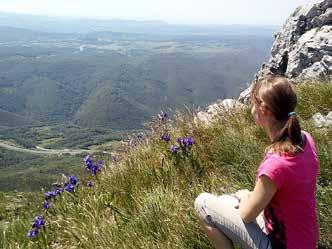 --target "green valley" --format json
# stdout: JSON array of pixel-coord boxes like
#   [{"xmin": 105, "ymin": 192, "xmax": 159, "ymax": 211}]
[{"xmin": 0, "ymin": 23, "xmax": 274, "ymax": 192}]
